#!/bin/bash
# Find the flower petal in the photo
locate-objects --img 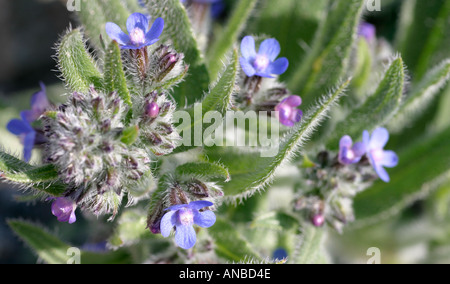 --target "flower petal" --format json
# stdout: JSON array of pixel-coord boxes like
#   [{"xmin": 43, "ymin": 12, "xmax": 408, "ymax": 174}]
[
  {"xmin": 369, "ymin": 127, "xmax": 389, "ymax": 150},
  {"xmin": 30, "ymin": 86, "xmax": 50, "ymax": 117},
  {"xmin": 374, "ymin": 164, "xmax": 390, "ymax": 182},
  {"xmin": 268, "ymin": 57, "xmax": 289, "ymax": 75},
  {"xmin": 7, "ymin": 119, "xmax": 30, "ymax": 135},
  {"xmin": 105, "ymin": 22, "xmax": 130, "ymax": 46},
  {"xmin": 352, "ymin": 141, "xmax": 366, "ymax": 157},
  {"xmin": 127, "ymin": 12, "xmax": 149, "ymax": 34},
  {"xmin": 380, "ymin": 150, "xmax": 398, "ymax": 168},
  {"xmin": 68, "ymin": 211, "xmax": 77, "ymax": 224},
  {"xmin": 175, "ymin": 224, "xmax": 196, "ymax": 249},
  {"xmin": 240, "ymin": 57, "xmax": 256, "ymax": 77},
  {"xmin": 339, "ymin": 135, "xmax": 353, "ymax": 149},
  {"xmin": 23, "ymin": 131, "xmax": 36, "ymax": 162},
  {"xmin": 145, "ymin": 17, "xmax": 164, "ymax": 44},
  {"xmin": 160, "ymin": 210, "xmax": 177, "ymax": 237},
  {"xmin": 240, "ymin": 36, "xmax": 256, "ymax": 59},
  {"xmin": 188, "ymin": 200, "xmax": 214, "ymax": 210},
  {"xmin": 283, "ymin": 95, "xmax": 302, "ymax": 107},
  {"xmin": 194, "ymin": 210, "xmax": 216, "ymax": 228},
  {"xmin": 258, "ymin": 38, "xmax": 281, "ymax": 61}
]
